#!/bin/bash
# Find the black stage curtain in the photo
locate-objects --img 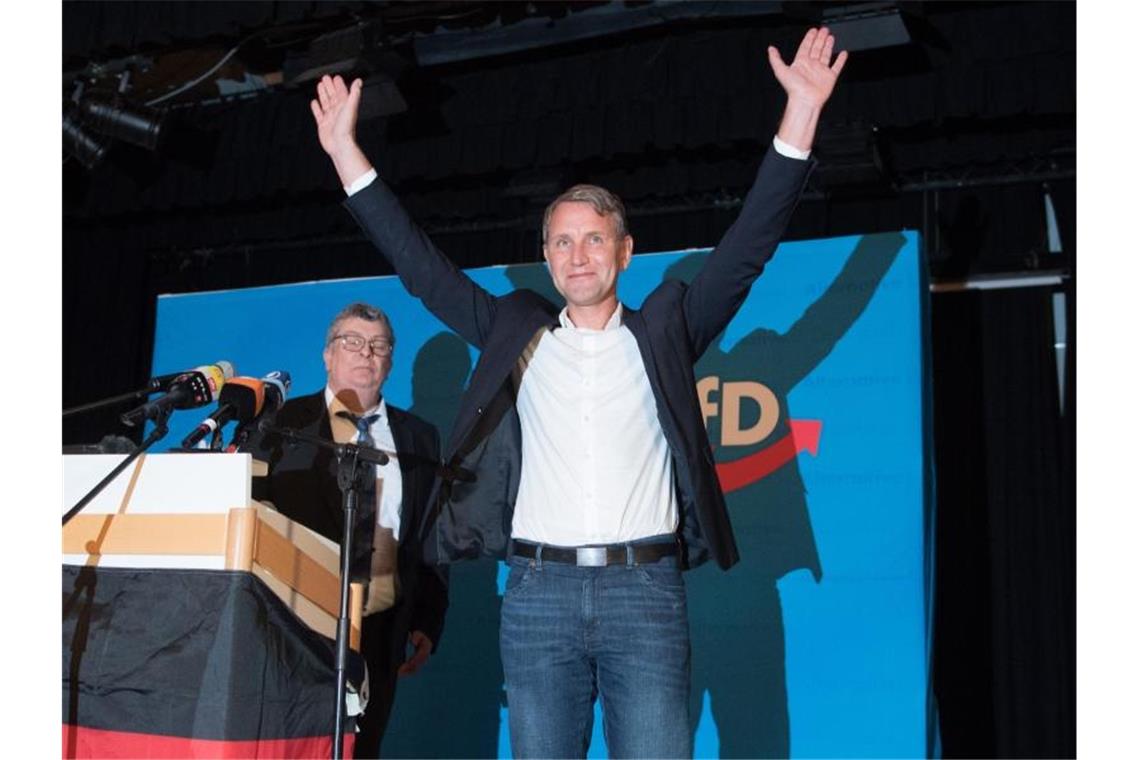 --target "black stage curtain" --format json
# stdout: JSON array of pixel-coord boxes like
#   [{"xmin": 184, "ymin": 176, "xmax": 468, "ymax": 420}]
[{"xmin": 931, "ymin": 285, "xmax": 1075, "ymax": 758}]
